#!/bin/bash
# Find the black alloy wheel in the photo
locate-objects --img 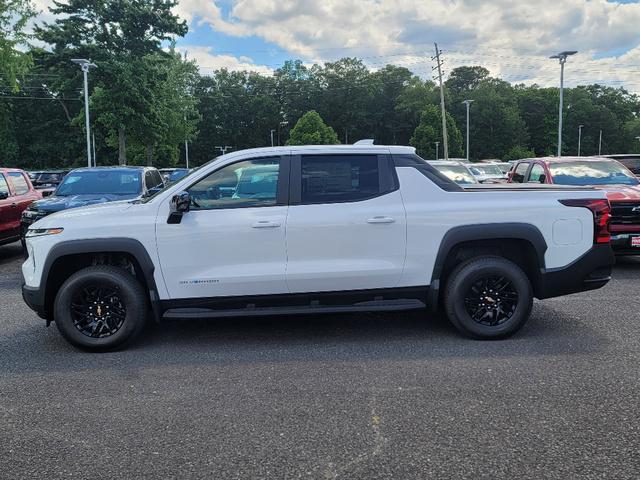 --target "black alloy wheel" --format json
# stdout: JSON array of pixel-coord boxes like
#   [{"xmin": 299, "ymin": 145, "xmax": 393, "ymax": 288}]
[
  {"xmin": 70, "ymin": 284, "xmax": 127, "ymax": 338},
  {"xmin": 463, "ymin": 275, "xmax": 519, "ymax": 326}
]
